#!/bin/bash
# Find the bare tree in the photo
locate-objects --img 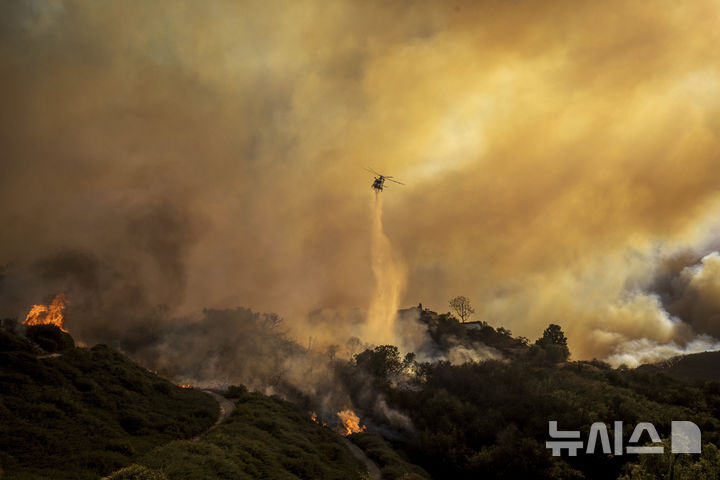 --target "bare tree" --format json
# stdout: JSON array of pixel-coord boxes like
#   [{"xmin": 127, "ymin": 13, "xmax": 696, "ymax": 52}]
[
  {"xmin": 346, "ymin": 336, "xmax": 363, "ymax": 360},
  {"xmin": 449, "ymin": 296, "xmax": 475, "ymax": 323},
  {"xmin": 262, "ymin": 313, "xmax": 284, "ymax": 330}
]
